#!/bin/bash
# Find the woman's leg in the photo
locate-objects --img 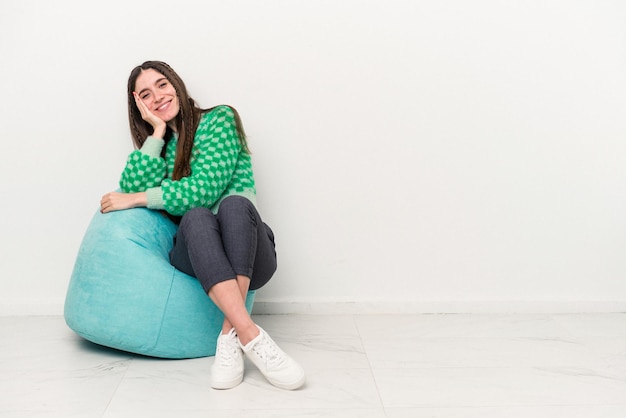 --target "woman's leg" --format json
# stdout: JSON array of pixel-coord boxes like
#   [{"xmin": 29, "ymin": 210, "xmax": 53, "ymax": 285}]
[
  {"xmin": 169, "ymin": 203, "xmax": 304, "ymax": 389},
  {"xmin": 213, "ymin": 196, "xmax": 277, "ymax": 341},
  {"xmin": 169, "ymin": 207, "xmax": 256, "ymax": 389},
  {"xmin": 169, "ymin": 207, "xmax": 259, "ymax": 341},
  {"xmin": 208, "ymin": 277, "xmax": 258, "ymax": 344},
  {"xmin": 216, "ymin": 196, "xmax": 277, "ymax": 291},
  {"xmin": 218, "ymin": 275, "xmax": 252, "ymax": 336}
]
